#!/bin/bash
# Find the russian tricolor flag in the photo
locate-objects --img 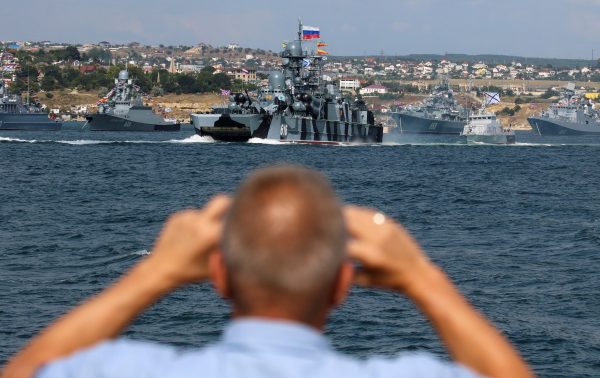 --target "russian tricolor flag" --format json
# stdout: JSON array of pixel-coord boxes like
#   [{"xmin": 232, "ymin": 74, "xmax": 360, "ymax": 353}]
[{"xmin": 302, "ymin": 26, "xmax": 320, "ymax": 40}]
